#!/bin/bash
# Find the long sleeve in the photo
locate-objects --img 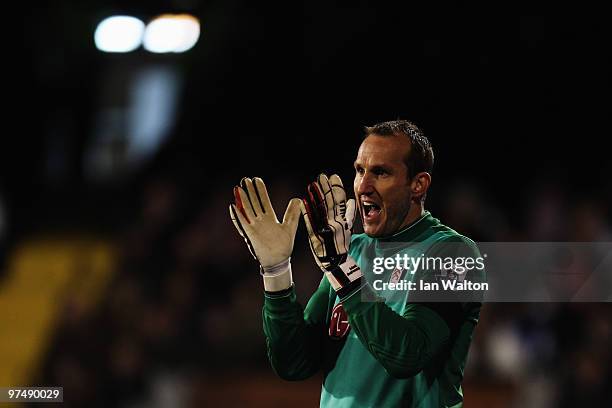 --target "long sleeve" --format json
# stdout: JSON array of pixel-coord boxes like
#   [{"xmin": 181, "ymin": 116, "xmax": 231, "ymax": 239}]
[
  {"xmin": 341, "ymin": 285, "xmax": 452, "ymax": 379},
  {"xmin": 339, "ymin": 235, "xmax": 484, "ymax": 379},
  {"xmin": 262, "ymin": 277, "xmax": 332, "ymax": 380}
]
